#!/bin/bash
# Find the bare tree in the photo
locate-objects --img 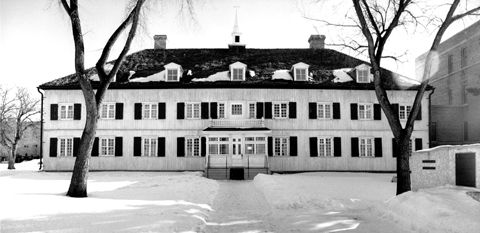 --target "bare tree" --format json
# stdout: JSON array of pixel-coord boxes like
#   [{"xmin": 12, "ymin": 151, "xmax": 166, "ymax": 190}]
[
  {"xmin": 0, "ymin": 88, "xmax": 39, "ymax": 169},
  {"xmin": 60, "ymin": 0, "xmax": 146, "ymax": 197}
]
